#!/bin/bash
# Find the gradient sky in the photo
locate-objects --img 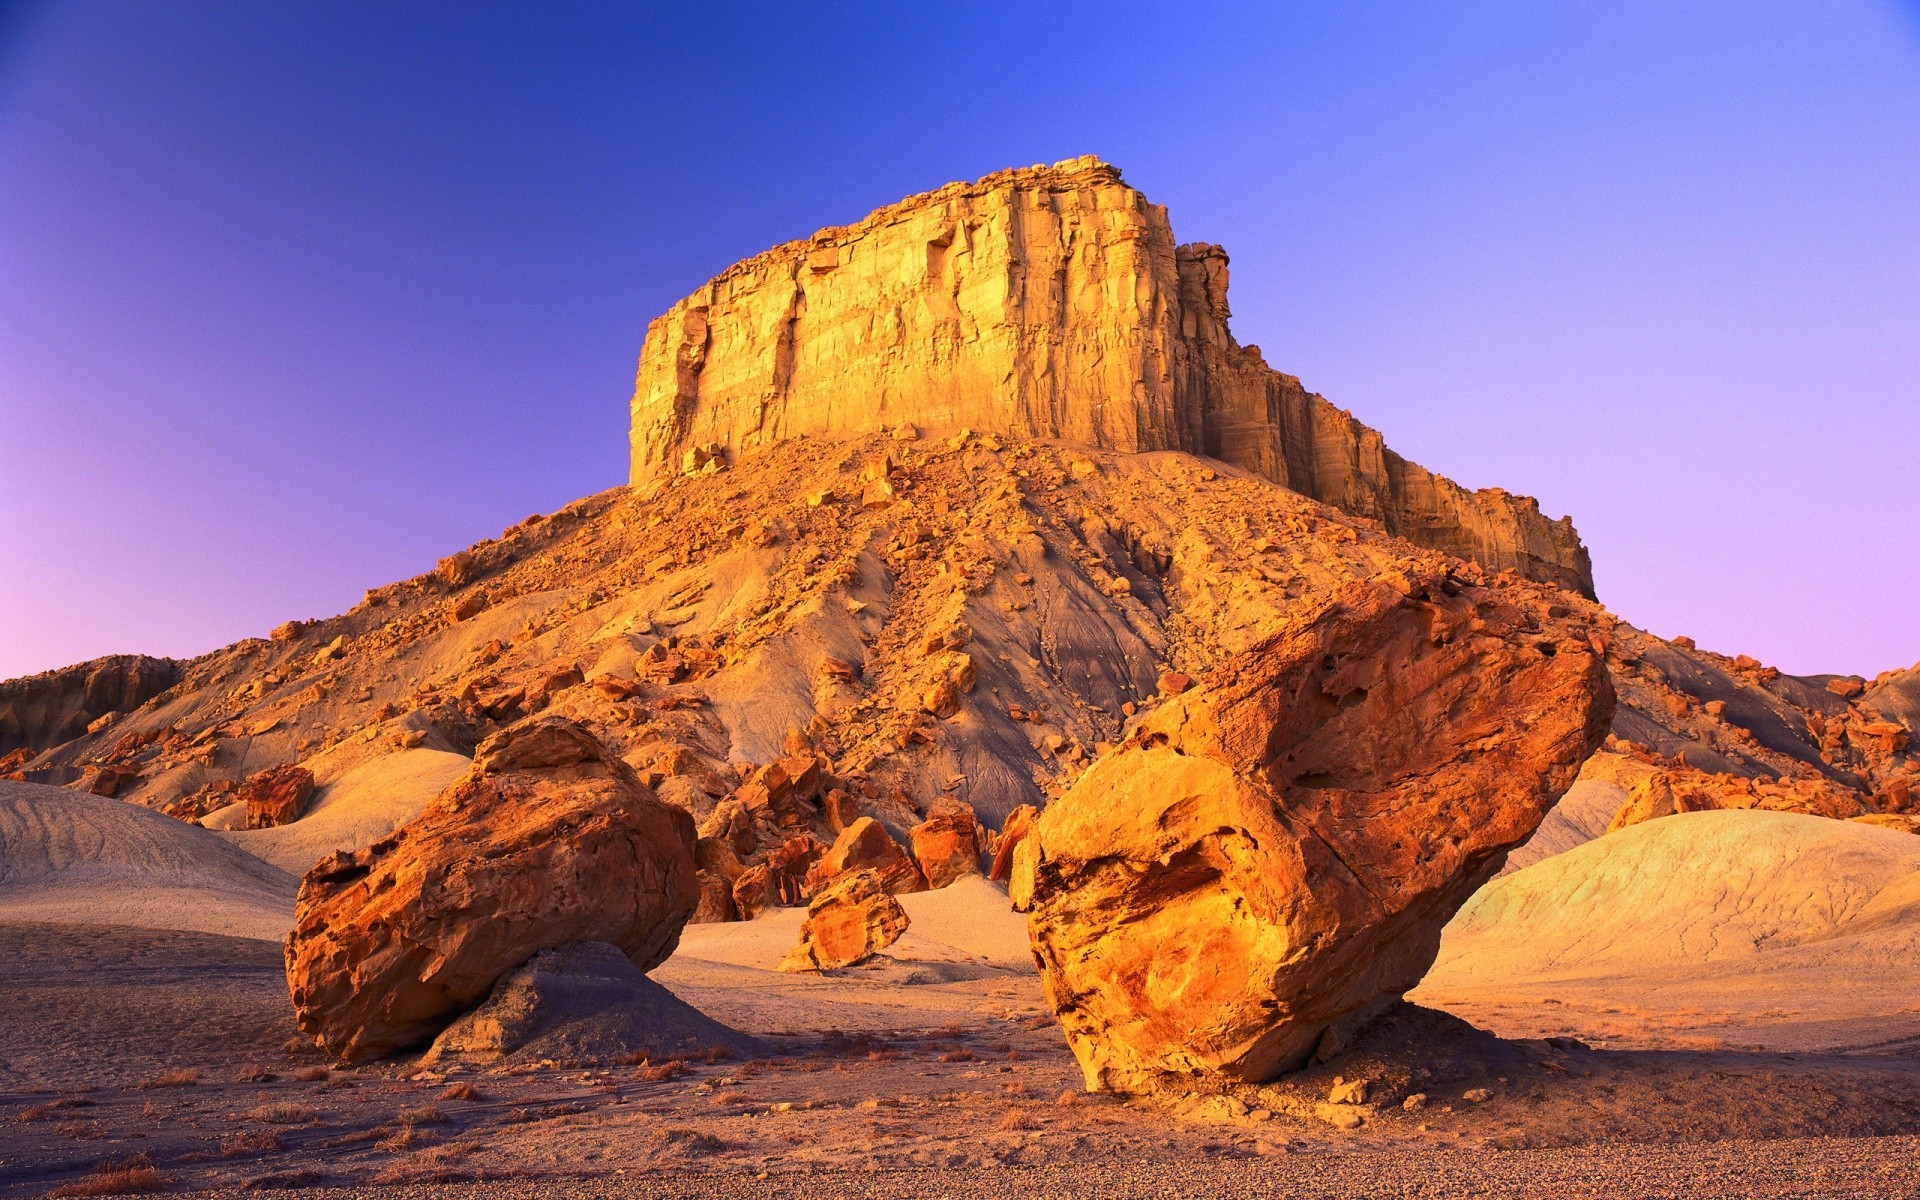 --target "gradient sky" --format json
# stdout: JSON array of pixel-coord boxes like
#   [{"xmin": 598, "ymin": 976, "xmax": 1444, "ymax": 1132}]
[{"xmin": 2, "ymin": 2, "xmax": 1916, "ymax": 682}]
